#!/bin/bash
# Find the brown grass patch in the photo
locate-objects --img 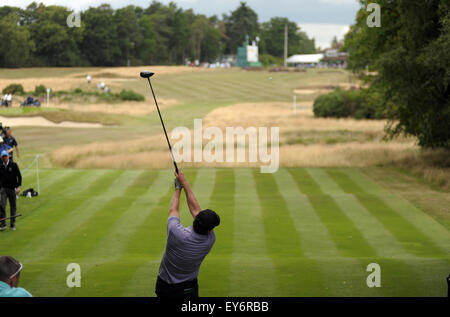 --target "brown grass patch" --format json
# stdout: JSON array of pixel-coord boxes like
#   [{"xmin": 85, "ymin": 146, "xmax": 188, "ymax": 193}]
[{"xmin": 50, "ymin": 98, "xmax": 178, "ymax": 116}]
